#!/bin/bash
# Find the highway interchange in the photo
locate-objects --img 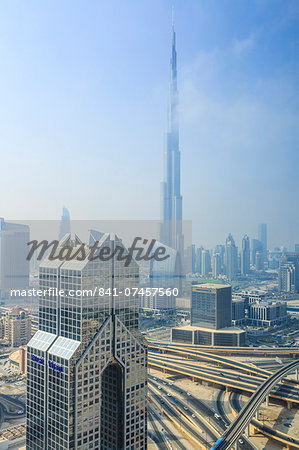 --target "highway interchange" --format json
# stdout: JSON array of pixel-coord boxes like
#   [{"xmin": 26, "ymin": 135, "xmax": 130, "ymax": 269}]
[{"xmin": 147, "ymin": 342, "xmax": 299, "ymax": 449}]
